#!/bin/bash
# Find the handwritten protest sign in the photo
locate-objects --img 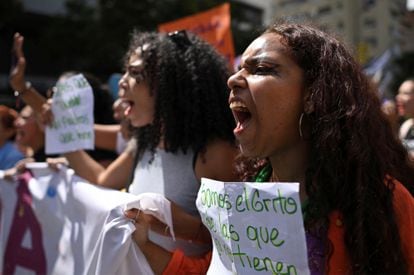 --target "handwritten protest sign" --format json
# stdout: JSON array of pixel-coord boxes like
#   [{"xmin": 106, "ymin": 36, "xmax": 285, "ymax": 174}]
[
  {"xmin": 197, "ymin": 178, "xmax": 310, "ymax": 275},
  {"xmin": 45, "ymin": 74, "xmax": 94, "ymax": 154}
]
